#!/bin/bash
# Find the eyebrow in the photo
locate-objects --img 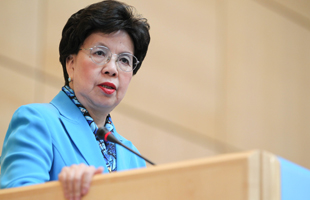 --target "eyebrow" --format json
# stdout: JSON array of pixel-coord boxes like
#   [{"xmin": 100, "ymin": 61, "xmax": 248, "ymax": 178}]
[
  {"xmin": 94, "ymin": 43, "xmax": 134, "ymax": 55},
  {"xmin": 95, "ymin": 42, "xmax": 107, "ymax": 47}
]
